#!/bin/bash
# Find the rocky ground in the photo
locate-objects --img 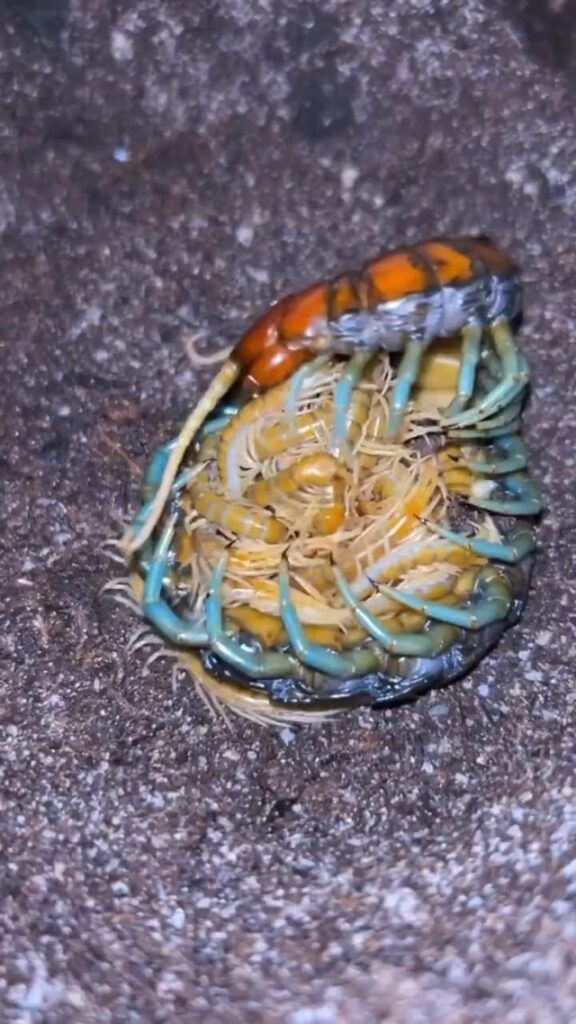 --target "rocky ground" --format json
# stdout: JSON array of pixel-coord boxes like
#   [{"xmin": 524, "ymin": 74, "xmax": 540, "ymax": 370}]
[{"xmin": 1, "ymin": 1, "xmax": 576, "ymax": 1021}]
